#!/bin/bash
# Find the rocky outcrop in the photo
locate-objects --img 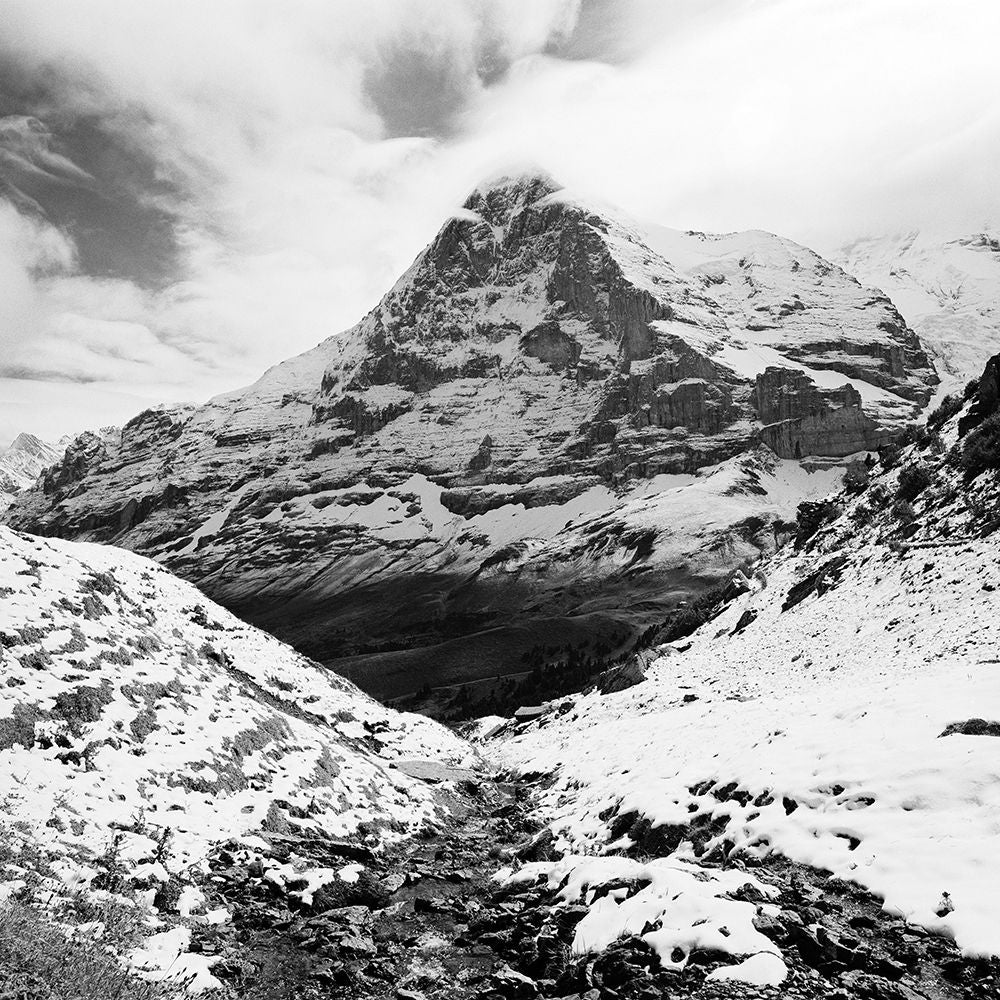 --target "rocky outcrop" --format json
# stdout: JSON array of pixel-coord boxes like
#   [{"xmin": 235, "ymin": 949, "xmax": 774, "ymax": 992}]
[
  {"xmin": 958, "ymin": 352, "xmax": 1000, "ymax": 435},
  {"xmin": 754, "ymin": 367, "xmax": 889, "ymax": 458},
  {"xmin": 520, "ymin": 320, "xmax": 581, "ymax": 370},
  {"xmin": 40, "ymin": 430, "xmax": 111, "ymax": 494},
  {"xmin": 4, "ymin": 175, "xmax": 939, "ymax": 700},
  {"xmin": 440, "ymin": 476, "xmax": 603, "ymax": 518}
]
